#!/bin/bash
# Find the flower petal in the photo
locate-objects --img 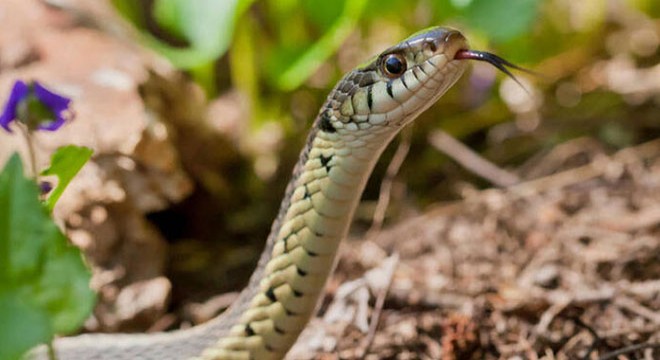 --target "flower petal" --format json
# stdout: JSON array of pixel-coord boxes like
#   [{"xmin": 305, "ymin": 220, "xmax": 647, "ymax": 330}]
[
  {"xmin": 0, "ymin": 81, "xmax": 29, "ymax": 133},
  {"xmin": 33, "ymin": 82, "xmax": 72, "ymax": 131}
]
